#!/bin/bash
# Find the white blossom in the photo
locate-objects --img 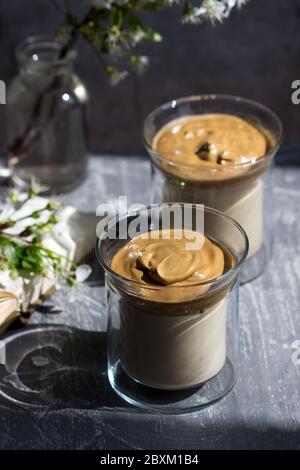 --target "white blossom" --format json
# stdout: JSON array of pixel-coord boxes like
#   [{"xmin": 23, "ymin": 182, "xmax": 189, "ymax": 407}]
[
  {"xmin": 135, "ymin": 55, "xmax": 149, "ymax": 74},
  {"xmin": 182, "ymin": 7, "xmax": 206, "ymax": 25},
  {"xmin": 110, "ymin": 70, "xmax": 128, "ymax": 86},
  {"xmin": 237, "ymin": 0, "xmax": 248, "ymax": 7},
  {"xmin": 182, "ymin": 0, "xmax": 248, "ymax": 25},
  {"xmin": 129, "ymin": 29, "xmax": 147, "ymax": 47},
  {"xmin": 205, "ymin": 0, "xmax": 227, "ymax": 23}
]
